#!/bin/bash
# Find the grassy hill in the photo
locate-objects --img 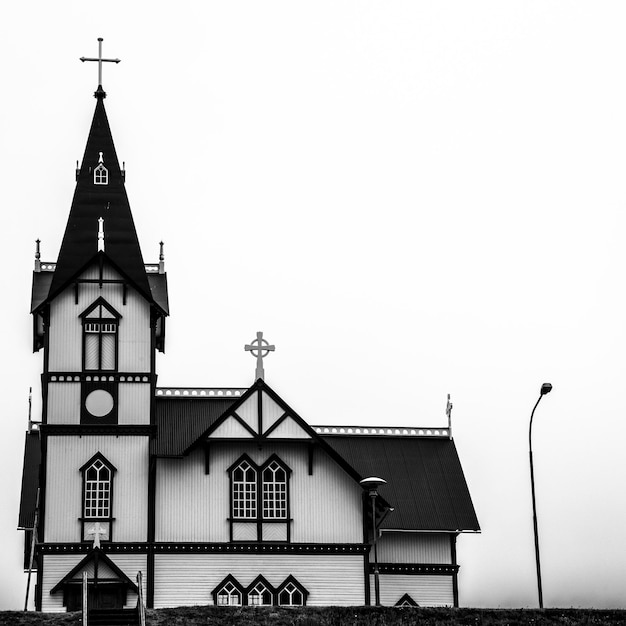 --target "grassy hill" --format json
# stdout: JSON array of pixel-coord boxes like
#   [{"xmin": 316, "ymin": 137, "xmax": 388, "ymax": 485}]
[{"xmin": 1, "ymin": 607, "xmax": 625, "ymax": 626}]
